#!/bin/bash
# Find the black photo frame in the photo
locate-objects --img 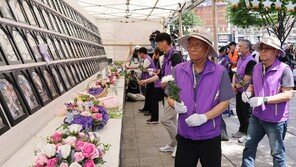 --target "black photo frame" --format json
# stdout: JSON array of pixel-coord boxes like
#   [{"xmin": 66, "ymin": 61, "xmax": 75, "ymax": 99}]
[
  {"xmin": 39, "ymin": 66, "xmax": 59, "ymax": 99},
  {"xmin": 49, "ymin": 65, "xmax": 66, "ymax": 94},
  {"xmin": 0, "ymin": 73, "xmax": 28, "ymax": 126},
  {"xmin": 27, "ymin": 68, "xmax": 51, "ymax": 106},
  {"xmin": 55, "ymin": 64, "xmax": 72, "ymax": 90},
  {"xmin": 12, "ymin": 70, "xmax": 42, "ymax": 114}
]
